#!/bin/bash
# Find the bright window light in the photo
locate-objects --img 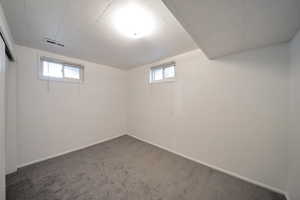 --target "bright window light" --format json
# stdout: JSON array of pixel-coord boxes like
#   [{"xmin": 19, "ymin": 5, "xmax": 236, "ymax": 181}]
[
  {"xmin": 164, "ymin": 66, "xmax": 175, "ymax": 78},
  {"xmin": 64, "ymin": 65, "xmax": 81, "ymax": 79},
  {"xmin": 113, "ymin": 4, "xmax": 155, "ymax": 39},
  {"xmin": 42, "ymin": 61, "xmax": 63, "ymax": 78},
  {"xmin": 152, "ymin": 67, "xmax": 163, "ymax": 81}
]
